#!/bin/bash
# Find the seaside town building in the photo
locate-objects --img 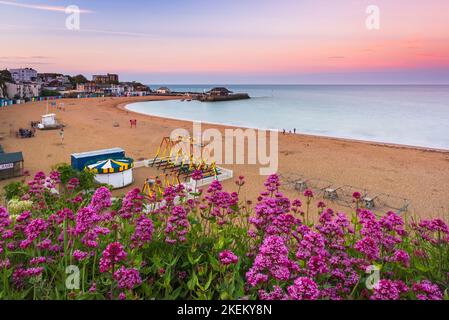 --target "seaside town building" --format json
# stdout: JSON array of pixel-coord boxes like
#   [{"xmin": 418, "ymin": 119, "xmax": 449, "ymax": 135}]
[
  {"xmin": 6, "ymin": 82, "xmax": 41, "ymax": 99},
  {"xmin": 2, "ymin": 66, "xmax": 148, "ymax": 99},
  {"xmin": 43, "ymin": 80, "xmax": 68, "ymax": 92},
  {"xmin": 93, "ymin": 74, "xmax": 119, "ymax": 84},
  {"xmin": 156, "ymin": 87, "xmax": 171, "ymax": 94},
  {"xmin": 9, "ymin": 68, "xmax": 38, "ymax": 83},
  {"xmin": 37, "ymin": 73, "xmax": 71, "ymax": 86},
  {"xmin": 76, "ymin": 82, "xmax": 97, "ymax": 93}
]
